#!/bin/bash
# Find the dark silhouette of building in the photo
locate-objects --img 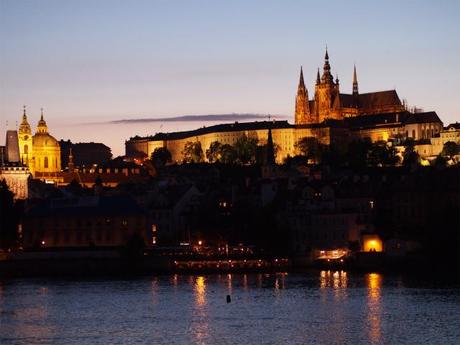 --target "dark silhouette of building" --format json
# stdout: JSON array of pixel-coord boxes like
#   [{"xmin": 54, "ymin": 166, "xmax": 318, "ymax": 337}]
[{"xmin": 60, "ymin": 140, "xmax": 112, "ymax": 168}]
